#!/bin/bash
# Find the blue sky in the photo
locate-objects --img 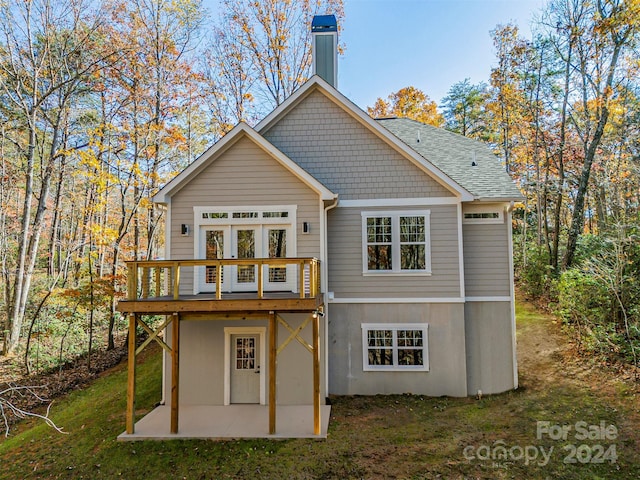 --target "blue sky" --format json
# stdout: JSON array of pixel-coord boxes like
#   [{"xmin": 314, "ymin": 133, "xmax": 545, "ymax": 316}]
[{"xmin": 338, "ymin": 0, "xmax": 547, "ymax": 109}]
